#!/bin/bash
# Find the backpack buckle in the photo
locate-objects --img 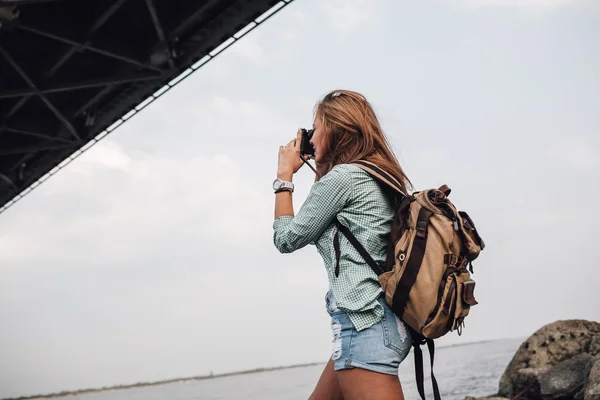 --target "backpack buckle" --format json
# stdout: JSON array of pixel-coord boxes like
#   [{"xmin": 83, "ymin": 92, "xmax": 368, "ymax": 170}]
[{"xmin": 444, "ymin": 254, "xmax": 458, "ymax": 266}]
